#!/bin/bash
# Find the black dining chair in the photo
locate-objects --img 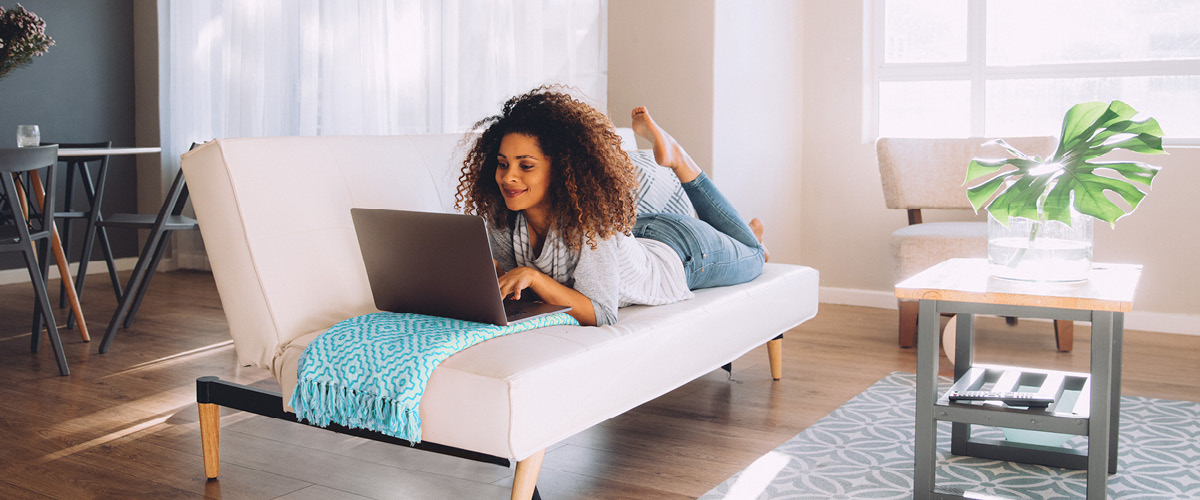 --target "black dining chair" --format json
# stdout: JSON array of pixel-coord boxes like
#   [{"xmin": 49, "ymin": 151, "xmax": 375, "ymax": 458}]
[
  {"xmin": 98, "ymin": 143, "xmax": 201, "ymax": 353},
  {"xmin": 1, "ymin": 146, "xmax": 69, "ymax": 376},
  {"xmin": 47, "ymin": 141, "xmax": 124, "ymax": 327}
]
